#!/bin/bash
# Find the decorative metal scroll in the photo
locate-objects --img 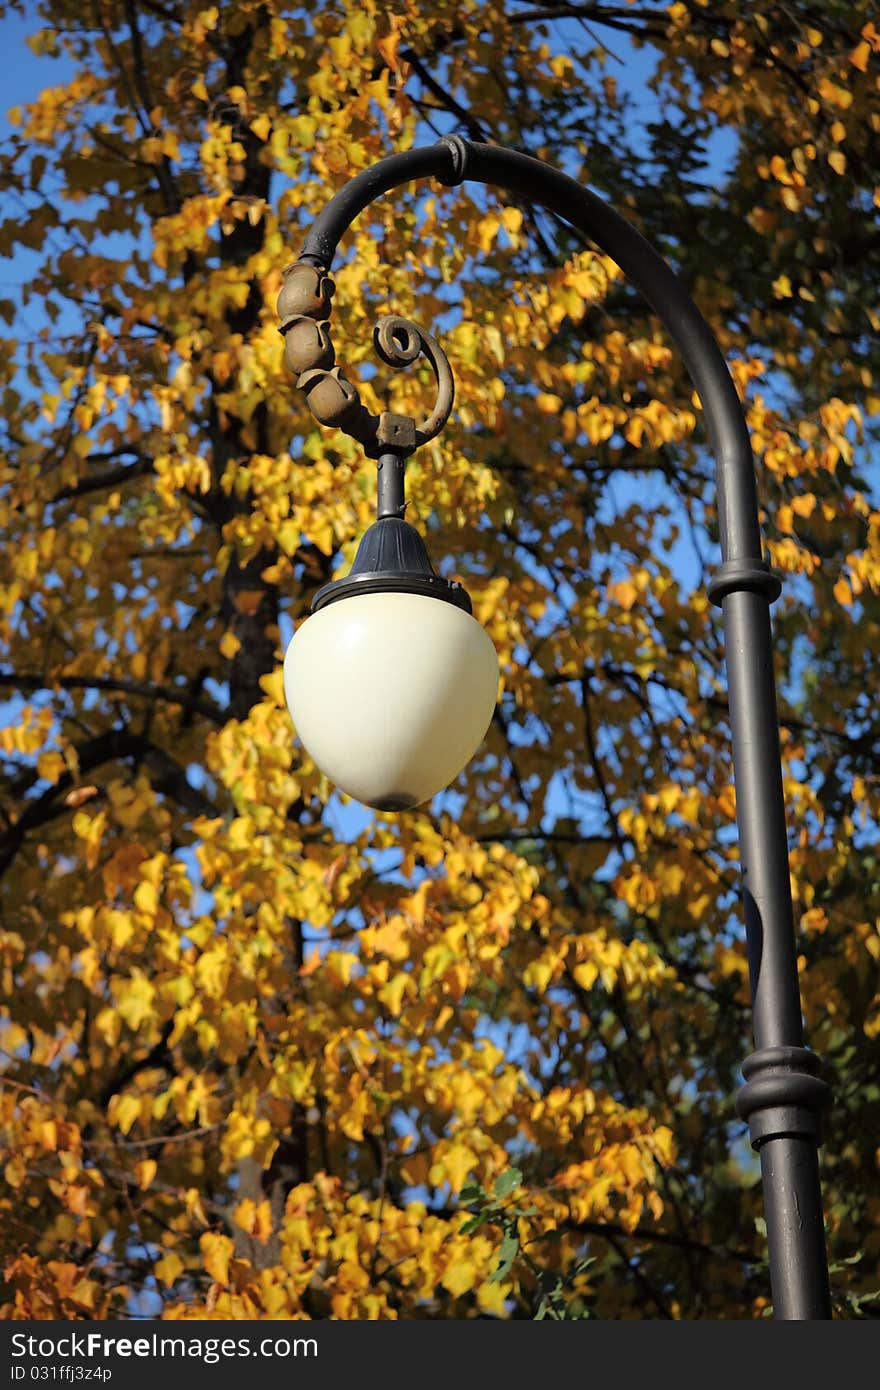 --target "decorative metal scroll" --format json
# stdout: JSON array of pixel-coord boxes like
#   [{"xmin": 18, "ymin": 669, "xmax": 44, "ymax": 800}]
[{"xmin": 277, "ymin": 261, "xmax": 454, "ymax": 458}]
